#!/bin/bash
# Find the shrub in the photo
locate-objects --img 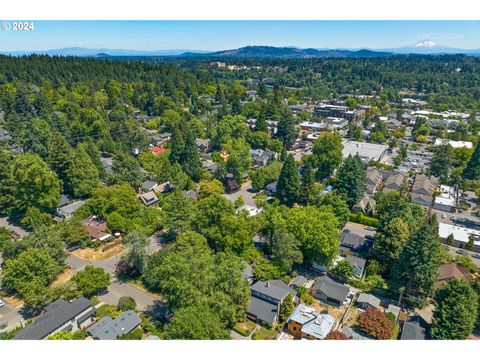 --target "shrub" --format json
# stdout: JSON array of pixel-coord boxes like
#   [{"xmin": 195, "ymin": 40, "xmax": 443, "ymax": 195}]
[
  {"xmin": 117, "ymin": 327, "xmax": 143, "ymax": 340},
  {"xmin": 117, "ymin": 296, "xmax": 137, "ymax": 311},
  {"xmin": 233, "ymin": 324, "xmax": 252, "ymax": 337},
  {"xmin": 357, "ymin": 308, "xmax": 394, "ymax": 340}
]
